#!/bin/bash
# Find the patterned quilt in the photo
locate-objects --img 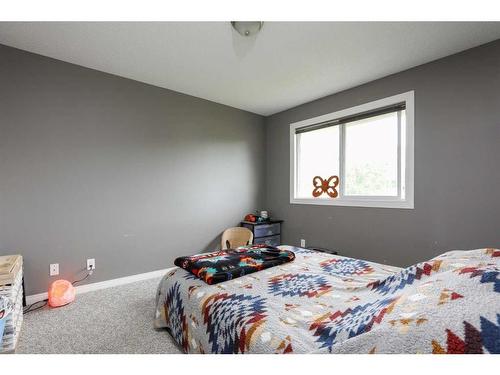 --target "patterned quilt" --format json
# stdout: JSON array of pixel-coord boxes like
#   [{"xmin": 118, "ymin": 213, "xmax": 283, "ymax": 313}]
[{"xmin": 154, "ymin": 246, "xmax": 500, "ymax": 354}]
